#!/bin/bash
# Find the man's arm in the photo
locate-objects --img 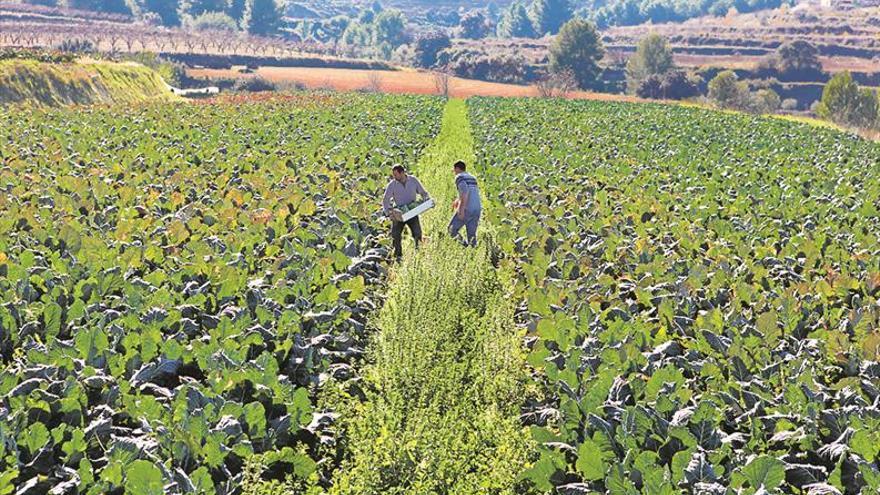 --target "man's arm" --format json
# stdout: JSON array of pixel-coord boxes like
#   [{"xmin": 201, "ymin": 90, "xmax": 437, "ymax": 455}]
[
  {"xmin": 457, "ymin": 187, "xmax": 468, "ymax": 219},
  {"xmin": 415, "ymin": 177, "xmax": 430, "ymax": 200},
  {"xmin": 382, "ymin": 183, "xmax": 393, "ymax": 214}
]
